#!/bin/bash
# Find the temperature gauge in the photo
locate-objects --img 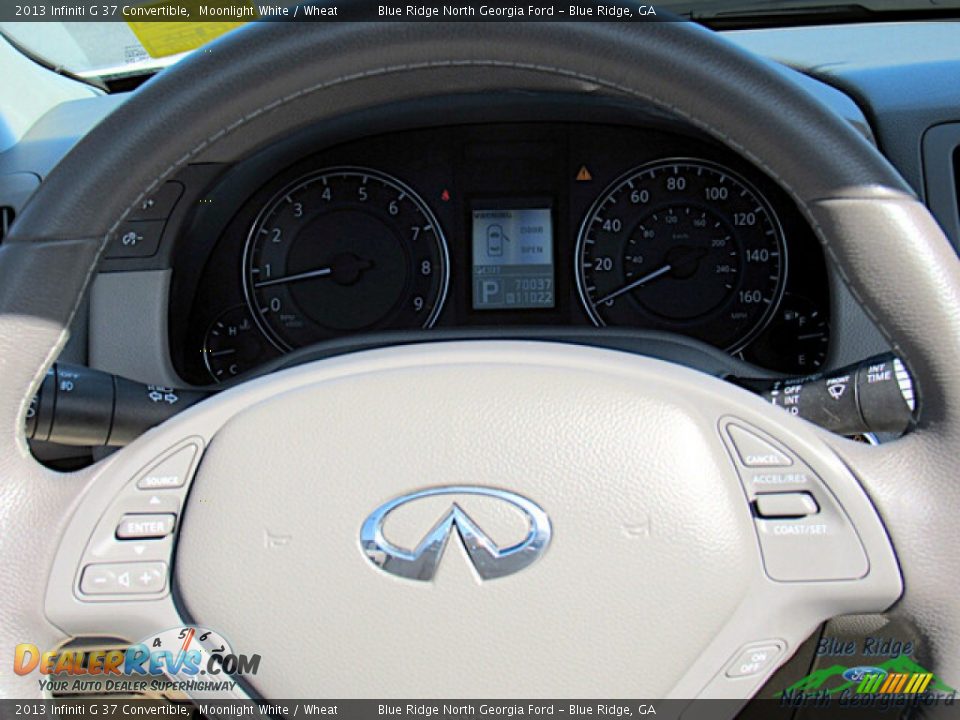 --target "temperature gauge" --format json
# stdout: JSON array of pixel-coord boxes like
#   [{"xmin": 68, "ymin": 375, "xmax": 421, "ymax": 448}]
[{"xmin": 202, "ymin": 306, "xmax": 273, "ymax": 383}]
